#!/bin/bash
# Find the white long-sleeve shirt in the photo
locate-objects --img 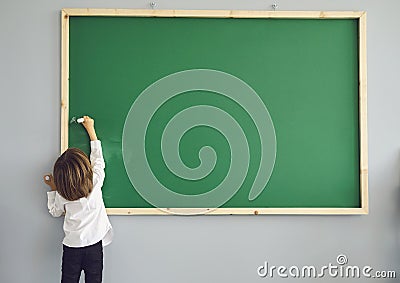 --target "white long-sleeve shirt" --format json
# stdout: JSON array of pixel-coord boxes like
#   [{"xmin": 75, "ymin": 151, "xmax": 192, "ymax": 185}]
[{"xmin": 47, "ymin": 140, "xmax": 113, "ymax": 247}]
